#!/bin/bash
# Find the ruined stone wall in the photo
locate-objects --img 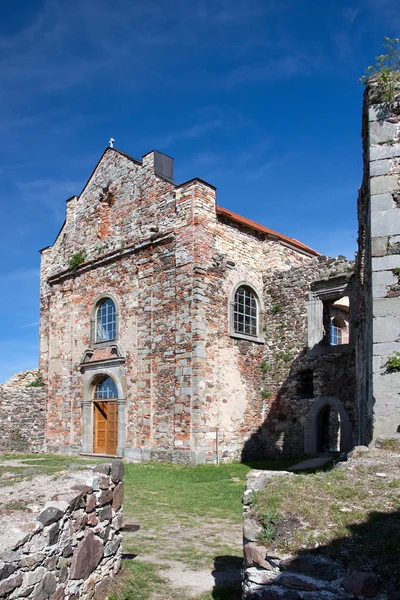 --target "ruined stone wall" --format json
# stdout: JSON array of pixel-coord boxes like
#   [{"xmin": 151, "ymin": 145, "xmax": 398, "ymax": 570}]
[
  {"xmin": 0, "ymin": 461, "xmax": 123, "ymax": 600},
  {"xmin": 356, "ymin": 91, "xmax": 374, "ymax": 446},
  {"xmin": 241, "ymin": 256, "xmax": 357, "ymax": 459},
  {"xmin": 0, "ymin": 373, "xmax": 46, "ymax": 453},
  {"xmin": 360, "ymin": 88, "xmax": 400, "ymax": 441},
  {"xmin": 242, "ymin": 469, "xmax": 378, "ymax": 600}
]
